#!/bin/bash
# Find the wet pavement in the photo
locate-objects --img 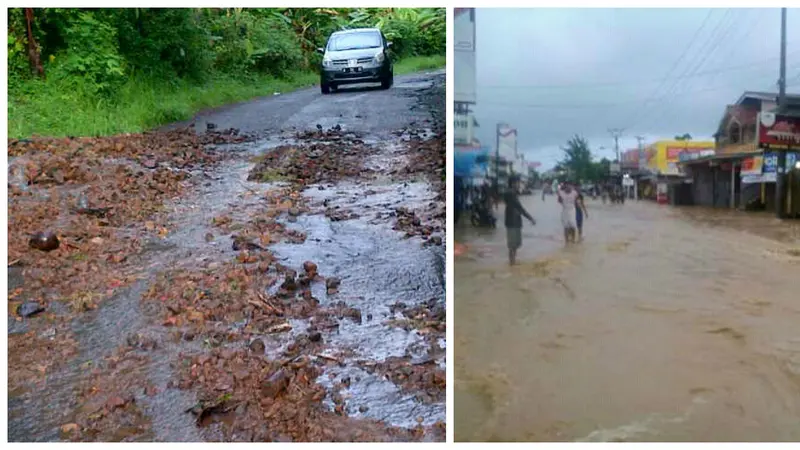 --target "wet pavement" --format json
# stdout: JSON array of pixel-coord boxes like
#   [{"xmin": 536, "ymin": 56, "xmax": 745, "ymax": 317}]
[
  {"xmin": 8, "ymin": 70, "xmax": 445, "ymax": 442},
  {"xmin": 455, "ymin": 193, "xmax": 800, "ymax": 442}
]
